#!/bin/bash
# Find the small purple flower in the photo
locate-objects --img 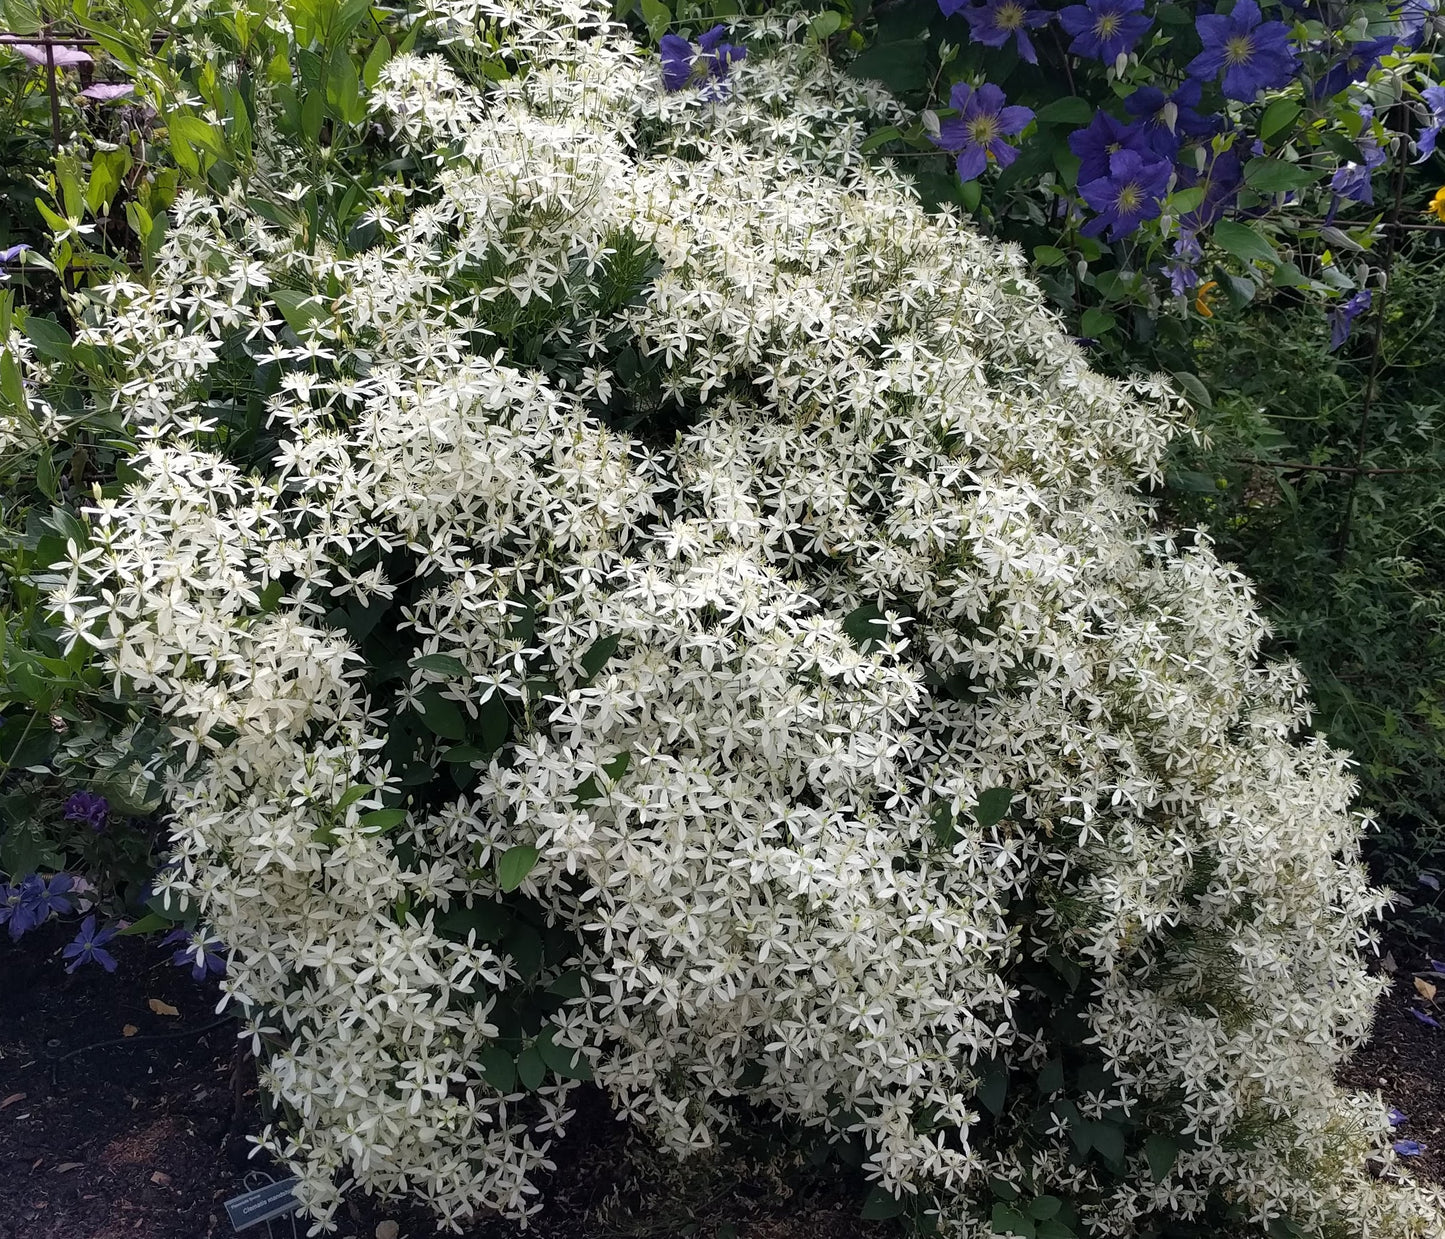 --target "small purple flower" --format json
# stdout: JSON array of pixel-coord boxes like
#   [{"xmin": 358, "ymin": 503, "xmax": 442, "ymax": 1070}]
[
  {"xmin": 959, "ymin": 0, "xmax": 1052, "ymax": 64},
  {"xmin": 1330, "ymin": 108, "xmax": 1386, "ymax": 205},
  {"xmin": 62, "ymin": 915, "xmax": 120, "ymax": 973},
  {"xmin": 932, "ymin": 82, "xmax": 1034, "ymax": 183},
  {"xmin": 79, "ymin": 82, "xmax": 134, "ymax": 102},
  {"xmin": 1164, "ymin": 259, "xmax": 1198, "ymax": 296},
  {"xmin": 1389, "ymin": 1107, "xmax": 1409, "ymax": 1126},
  {"xmin": 1057, "ymin": 0, "xmax": 1152, "ymax": 63},
  {"xmin": 1187, "ymin": 0, "xmax": 1299, "ymax": 102},
  {"xmin": 1431, "ymin": 959, "xmax": 1445, "ymax": 973},
  {"xmin": 1080, "ymin": 147, "xmax": 1173, "ymax": 240},
  {"xmin": 64, "ymin": 790, "xmax": 111, "ymax": 833},
  {"xmin": 1315, "ymin": 34, "xmax": 1396, "ymax": 101},
  {"xmin": 1394, "ymin": 1139, "xmax": 1424, "ymax": 1156},
  {"xmin": 6, "ymin": 42, "xmax": 92, "ymax": 68},
  {"xmin": 163, "ymin": 926, "xmax": 227, "ymax": 982},
  {"xmin": 5, "ymin": 873, "xmax": 74, "ymax": 939},
  {"xmin": 0, "ymin": 243, "xmax": 29, "ymax": 262},
  {"xmin": 1416, "ymin": 84, "xmax": 1445, "ymax": 163},
  {"xmin": 1419, "ymin": 872, "xmax": 1441, "ymax": 892},
  {"xmin": 659, "ymin": 25, "xmax": 745, "ymax": 96},
  {"xmin": 1068, "ymin": 109, "xmax": 1150, "ymax": 184},
  {"xmin": 0, "ymin": 879, "xmax": 31, "ymax": 935},
  {"xmin": 1409, "ymin": 1007, "xmax": 1442, "ymax": 1029},
  {"xmin": 1329, "ymin": 289, "xmax": 1372, "ymax": 351}
]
